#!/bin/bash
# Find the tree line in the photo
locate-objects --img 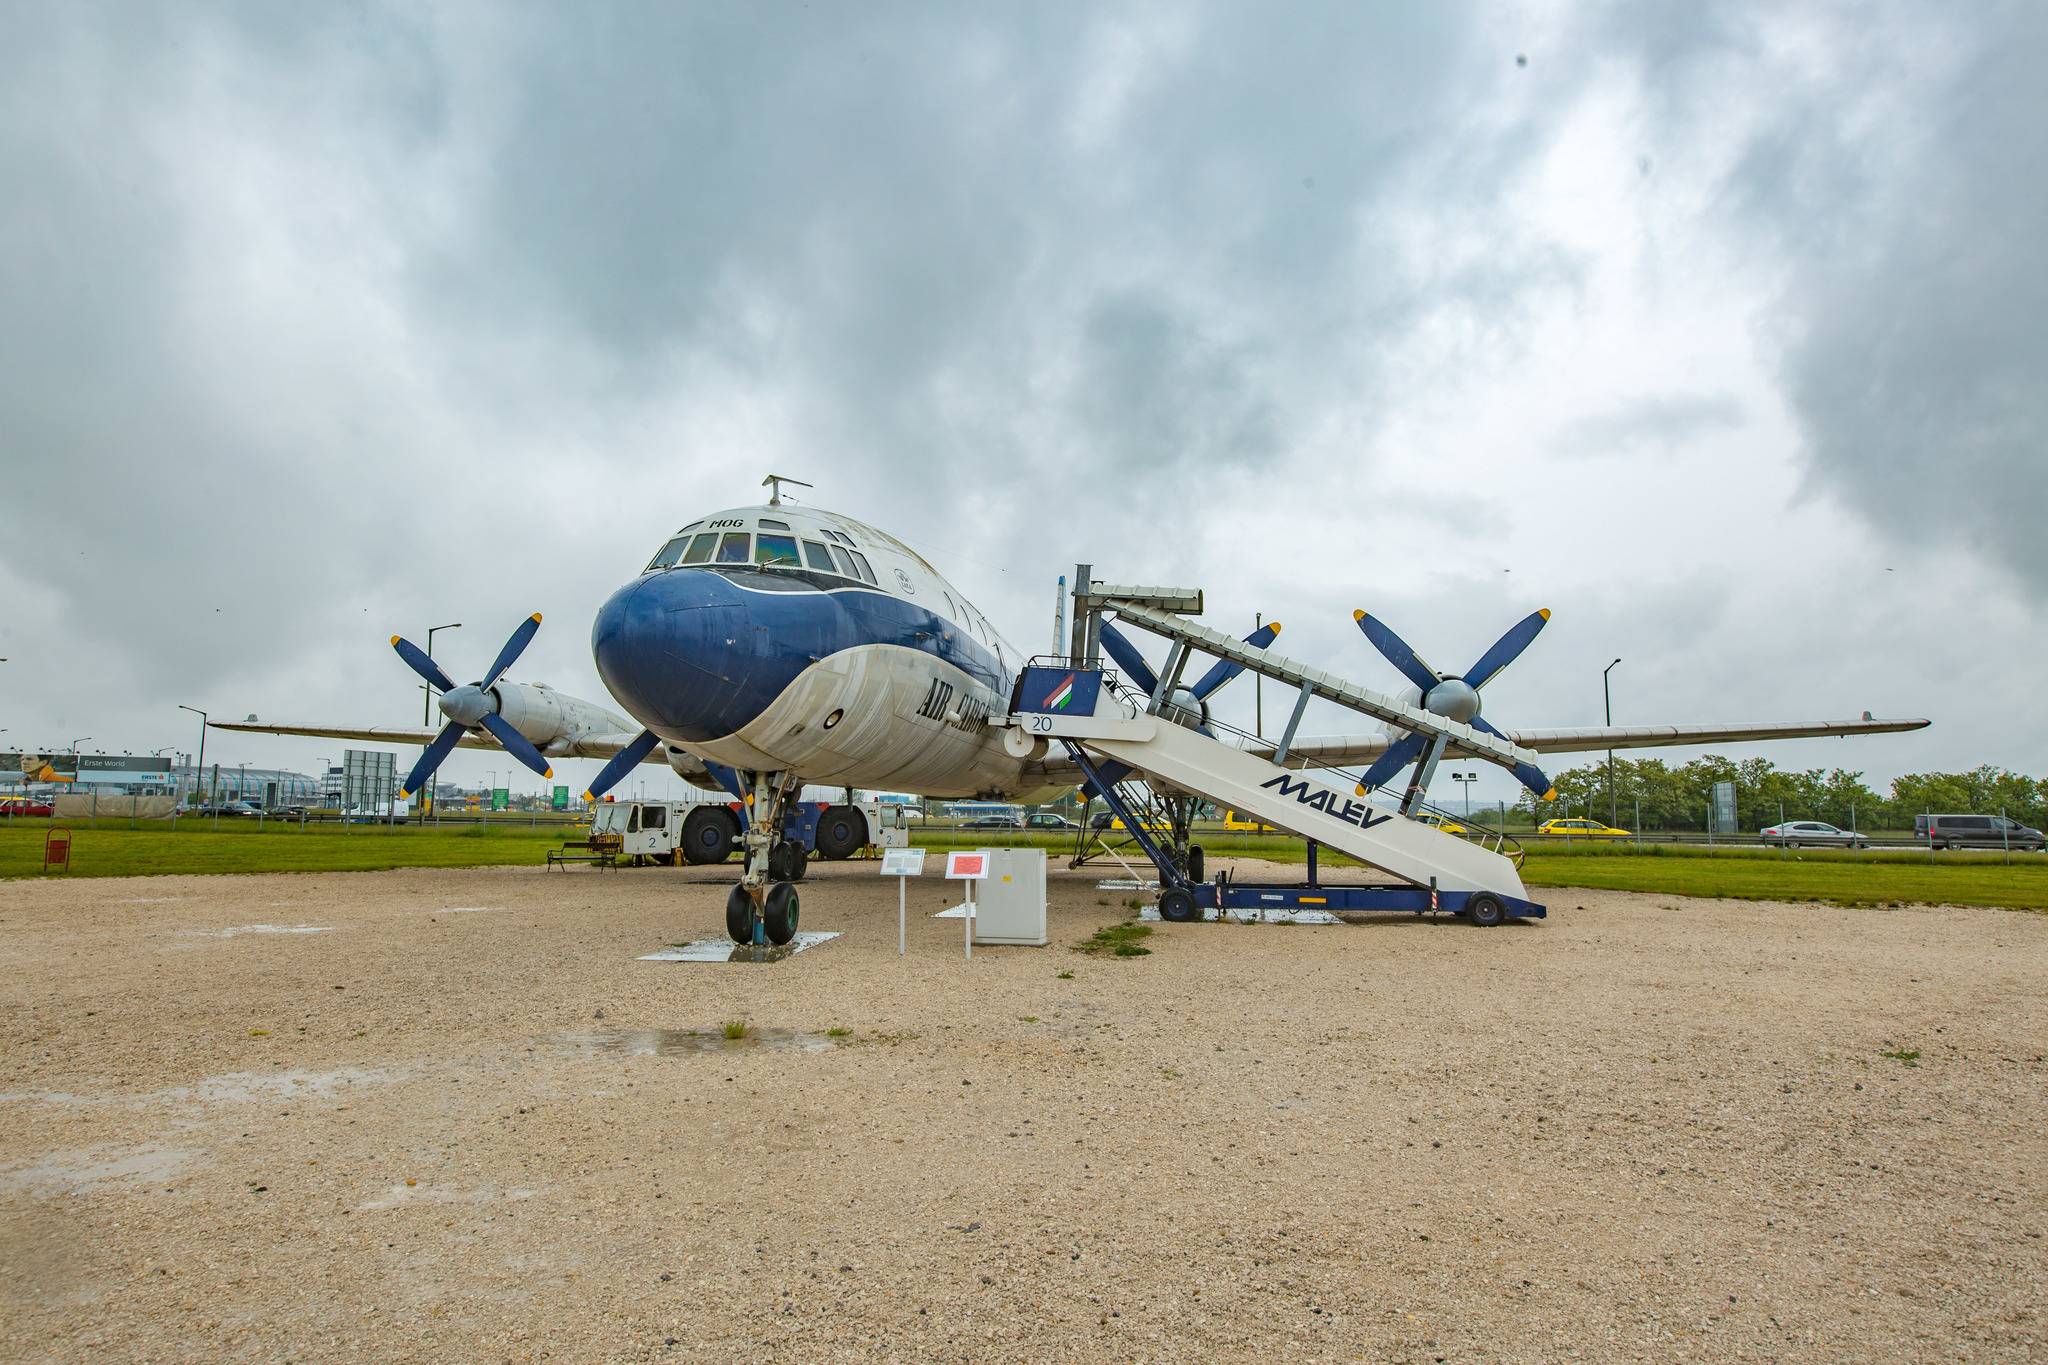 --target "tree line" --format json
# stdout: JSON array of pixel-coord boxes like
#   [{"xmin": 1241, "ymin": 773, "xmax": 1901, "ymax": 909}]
[{"xmin": 1478, "ymin": 756, "xmax": 2046, "ymax": 832}]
